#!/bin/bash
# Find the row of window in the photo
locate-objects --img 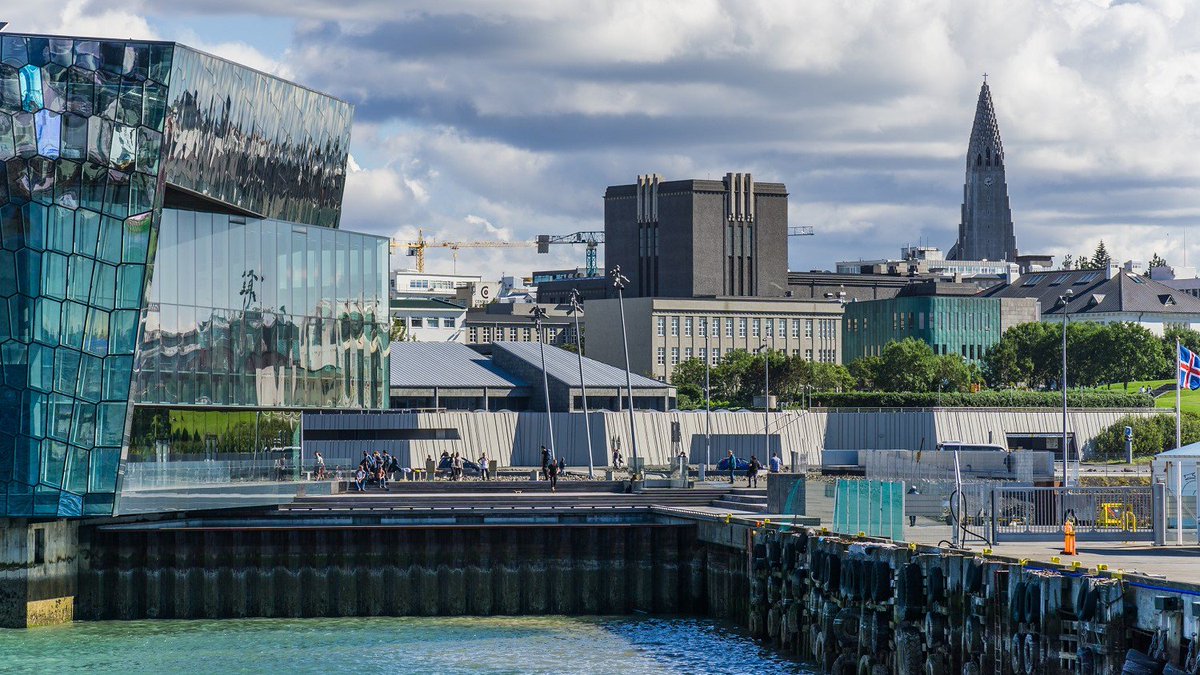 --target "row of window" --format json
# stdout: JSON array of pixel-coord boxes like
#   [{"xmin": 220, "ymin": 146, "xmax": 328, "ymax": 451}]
[
  {"xmin": 656, "ymin": 315, "xmax": 836, "ymax": 339},
  {"xmin": 656, "ymin": 346, "xmax": 837, "ymax": 367},
  {"xmin": 845, "ymin": 310, "xmax": 994, "ymax": 333},
  {"xmin": 465, "ymin": 326, "xmax": 571, "ymax": 343},
  {"xmin": 403, "ymin": 317, "xmax": 457, "ymax": 329},
  {"xmin": 856, "ymin": 342, "xmax": 990, "ymax": 360}
]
